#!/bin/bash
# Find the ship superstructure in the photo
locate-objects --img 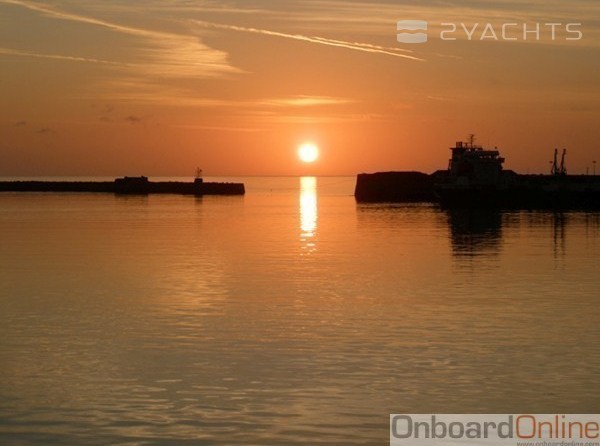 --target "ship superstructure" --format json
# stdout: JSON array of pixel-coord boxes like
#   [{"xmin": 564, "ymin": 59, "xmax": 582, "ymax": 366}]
[
  {"xmin": 434, "ymin": 136, "xmax": 600, "ymax": 208},
  {"xmin": 446, "ymin": 135, "xmax": 506, "ymax": 186}
]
